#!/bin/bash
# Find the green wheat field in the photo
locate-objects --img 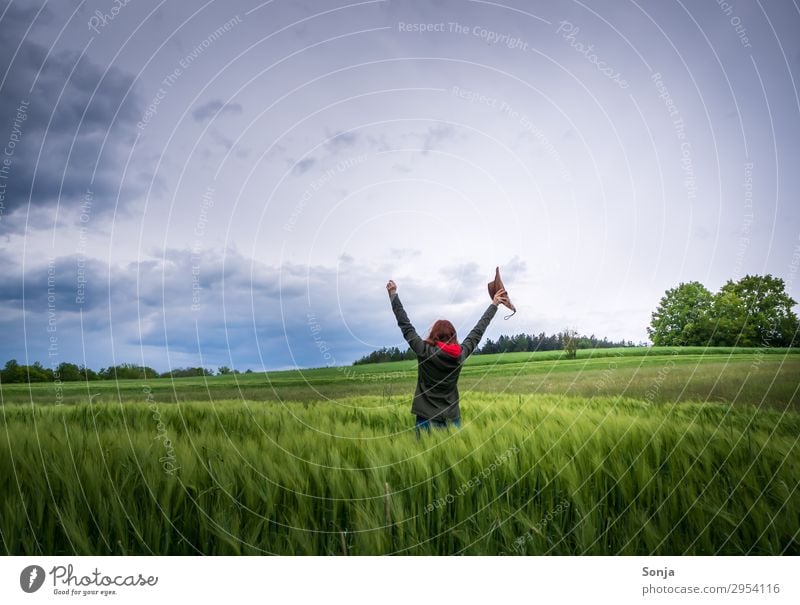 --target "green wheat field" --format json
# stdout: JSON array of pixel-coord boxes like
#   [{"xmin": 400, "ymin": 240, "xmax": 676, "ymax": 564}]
[{"xmin": 1, "ymin": 347, "xmax": 798, "ymax": 555}]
